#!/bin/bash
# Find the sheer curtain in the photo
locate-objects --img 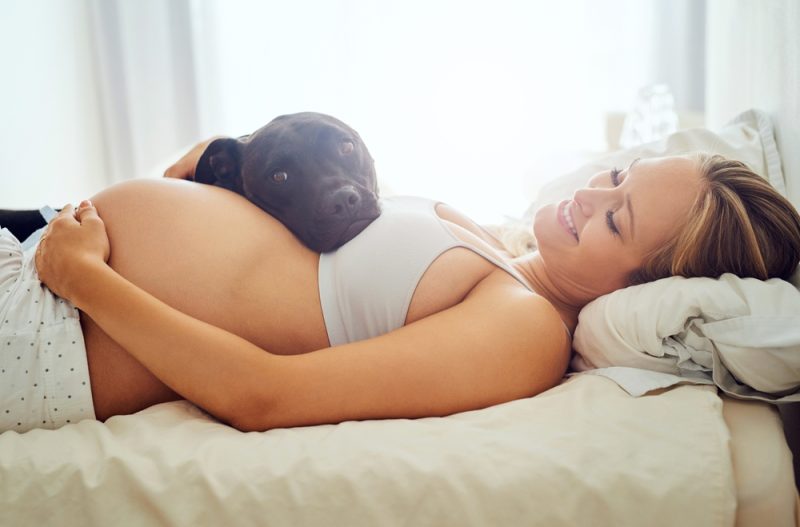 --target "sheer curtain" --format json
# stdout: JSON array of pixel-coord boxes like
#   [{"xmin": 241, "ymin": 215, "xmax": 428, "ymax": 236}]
[
  {"xmin": 87, "ymin": 0, "xmax": 202, "ymax": 184},
  {"xmin": 0, "ymin": 1, "xmax": 107, "ymax": 207},
  {"xmin": 186, "ymin": 0, "xmax": 704, "ymax": 223}
]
